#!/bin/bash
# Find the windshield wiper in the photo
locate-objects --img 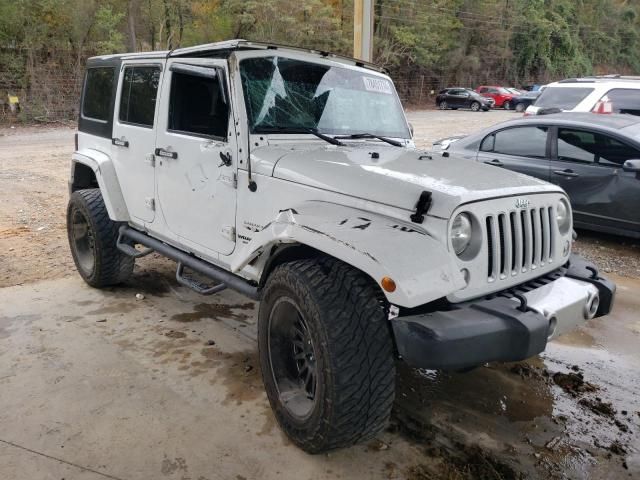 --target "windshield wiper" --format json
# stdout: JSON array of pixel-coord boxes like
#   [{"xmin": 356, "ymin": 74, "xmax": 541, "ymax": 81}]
[
  {"xmin": 337, "ymin": 133, "xmax": 405, "ymax": 147},
  {"xmin": 334, "ymin": 133, "xmax": 404, "ymax": 147},
  {"xmin": 254, "ymin": 126, "xmax": 345, "ymax": 146}
]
